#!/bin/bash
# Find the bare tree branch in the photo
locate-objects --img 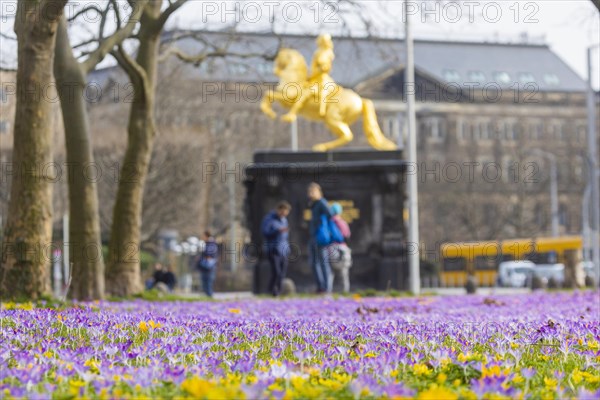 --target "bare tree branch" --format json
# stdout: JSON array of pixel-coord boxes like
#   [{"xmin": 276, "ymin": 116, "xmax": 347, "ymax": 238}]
[
  {"xmin": 67, "ymin": 4, "xmax": 103, "ymax": 23},
  {"xmin": 71, "ymin": 38, "xmax": 99, "ymax": 50},
  {"xmin": 157, "ymin": 0, "xmax": 187, "ymax": 30},
  {"xmin": 111, "ymin": 44, "xmax": 141, "ymax": 81},
  {"xmin": 0, "ymin": 32, "xmax": 17, "ymax": 41},
  {"xmin": 82, "ymin": 0, "xmax": 148, "ymax": 74},
  {"xmin": 97, "ymin": 1, "xmax": 112, "ymax": 43},
  {"xmin": 110, "ymin": 0, "xmax": 123, "ymax": 30},
  {"xmin": 159, "ymin": 31, "xmax": 281, "ymax": 65},
  {"xmin": 110, "ymin": 44, "xmax": 150, "ymax": 102},
  {"xmin": 159, "ymin": 46, "xmax": 277, "ymax": 65}
]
